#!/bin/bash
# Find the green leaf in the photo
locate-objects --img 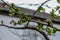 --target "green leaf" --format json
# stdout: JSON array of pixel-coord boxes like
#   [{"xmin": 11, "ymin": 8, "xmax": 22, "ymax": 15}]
[
  {"xmin": 13, "ymin": 22, "xmax": 16, "ymax": 26},
  {"xmin": 36, "ymin": 19, "xmax": 41, "ymax": 22},
  {"xmin": 50, "ymin": 9, "xmax": 56, "ymax": 19},
  {"xmin": 11, "ymin": 20, "xmax": 17, "ymax": 26},
  {"xmin": 9, "ymin": 13, "xmax": 13, "ymax": 17},
  {"xmin": 37, "ymin": 24, "xmax": 43, "ymax": 30},
  {"xmin": 10, "ymin": 3, "xmax": 15, "ymax": 8},
  {"xmin": 56, "ymin": 6, "xmax": 60, "ymax": 10},
  {"xmin": 17, "ymin": 20, "xmax": 26, "ymax": 24},
  {"xmin": 37, "ymin": 6, "xmax": 45, "ymax": 13},
  {"xmin": 53, "ymin": 27, "xmax": 56, "ymax": 33},
  {"xmin": 46, "ymin": 27, "xmax": 52, "ymax": 35},
  {"xmin": 57, "ymin": 0, "xmax": 60, "ymax": 3},
  {"xmin": 59, "ymin": 10, "xmax": 60, "ymax": 14},
  {"xmin": 15, "ymin": 8, "xmax": 21, "ymax": 11}
]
